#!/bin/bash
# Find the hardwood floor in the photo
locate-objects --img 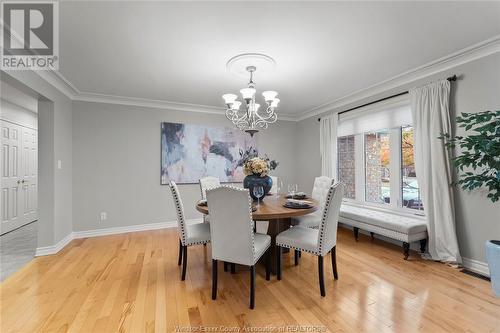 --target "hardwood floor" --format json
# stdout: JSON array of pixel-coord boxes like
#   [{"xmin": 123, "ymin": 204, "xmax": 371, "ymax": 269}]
[{"xmin": 1, "ymin": 227, "xmax": 499, "ymax": 333}]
